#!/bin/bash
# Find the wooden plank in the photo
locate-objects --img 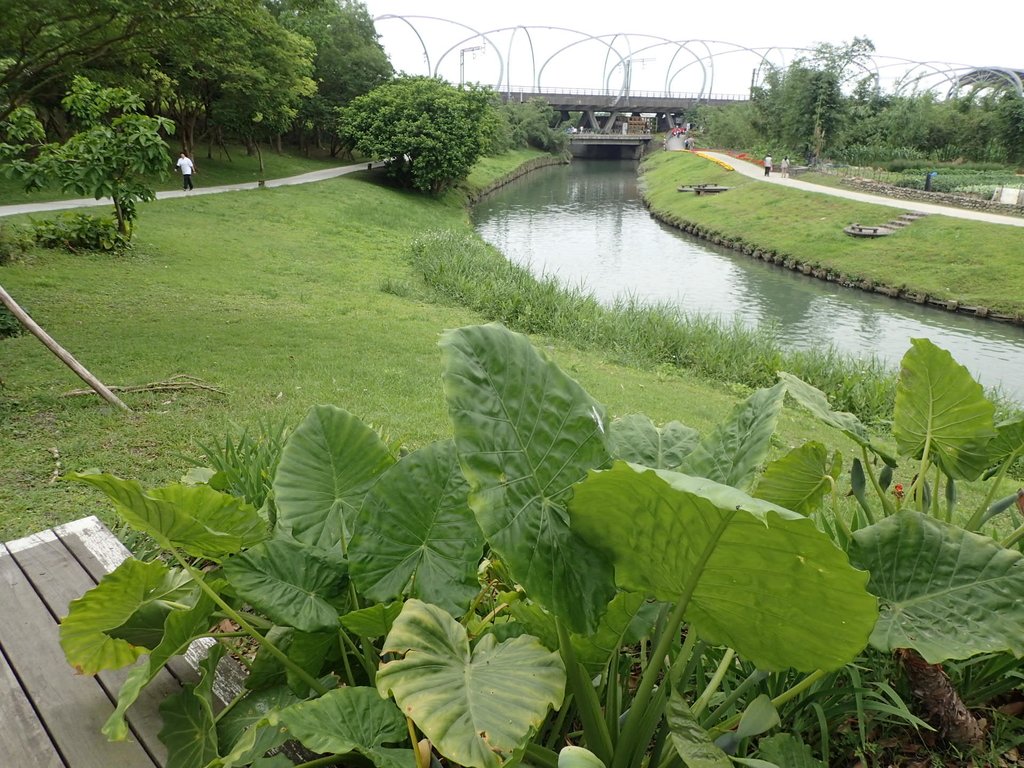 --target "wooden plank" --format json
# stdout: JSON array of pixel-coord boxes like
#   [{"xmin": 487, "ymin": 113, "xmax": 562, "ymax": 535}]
[
  {"xmin": 0, "ymin": 647, "xmax": 65, "ymax": 768},
  {"xmin": 8, "ymin": 530, "xmax": 178, "ymax": 765},
  {"xmin": 0, "ymin": 541, "xmax": 160, "ymax": 768}
]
